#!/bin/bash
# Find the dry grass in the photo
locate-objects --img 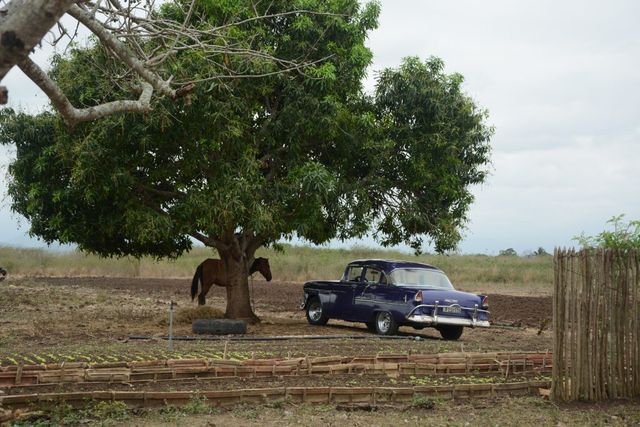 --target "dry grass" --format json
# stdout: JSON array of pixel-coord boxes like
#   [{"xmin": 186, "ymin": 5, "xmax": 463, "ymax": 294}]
[
  {"xmin": 173, "ymin": 306, "xmax": 225, "ymax": 325},
  {"xmin": 135, "ymin": 396, "xmax": 640, "ymax": 427},
  {"xmin": 0, "ymin": 244, "xmax": 553, "ymax": 294}
]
